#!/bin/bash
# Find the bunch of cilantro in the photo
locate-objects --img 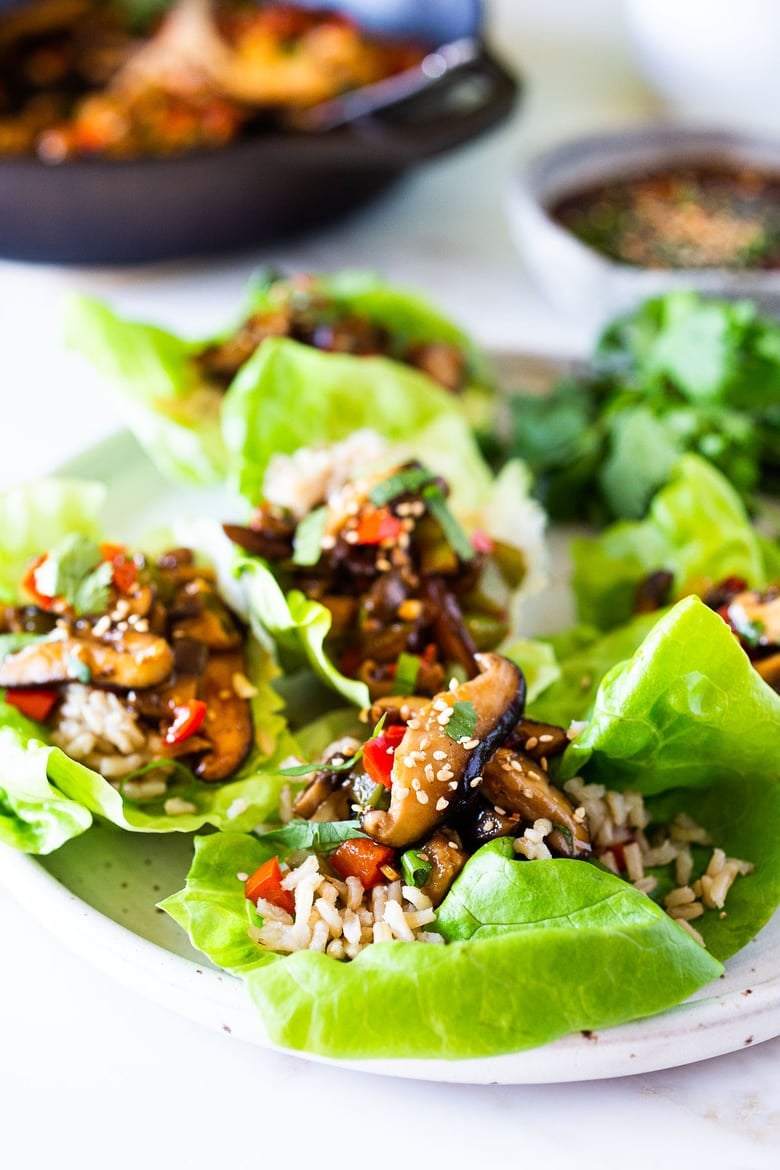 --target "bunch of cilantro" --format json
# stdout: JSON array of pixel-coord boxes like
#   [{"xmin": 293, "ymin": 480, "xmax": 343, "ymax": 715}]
[{"xmin": 504, "ymin": 291, "xmax": 780, "ymax": 523}]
